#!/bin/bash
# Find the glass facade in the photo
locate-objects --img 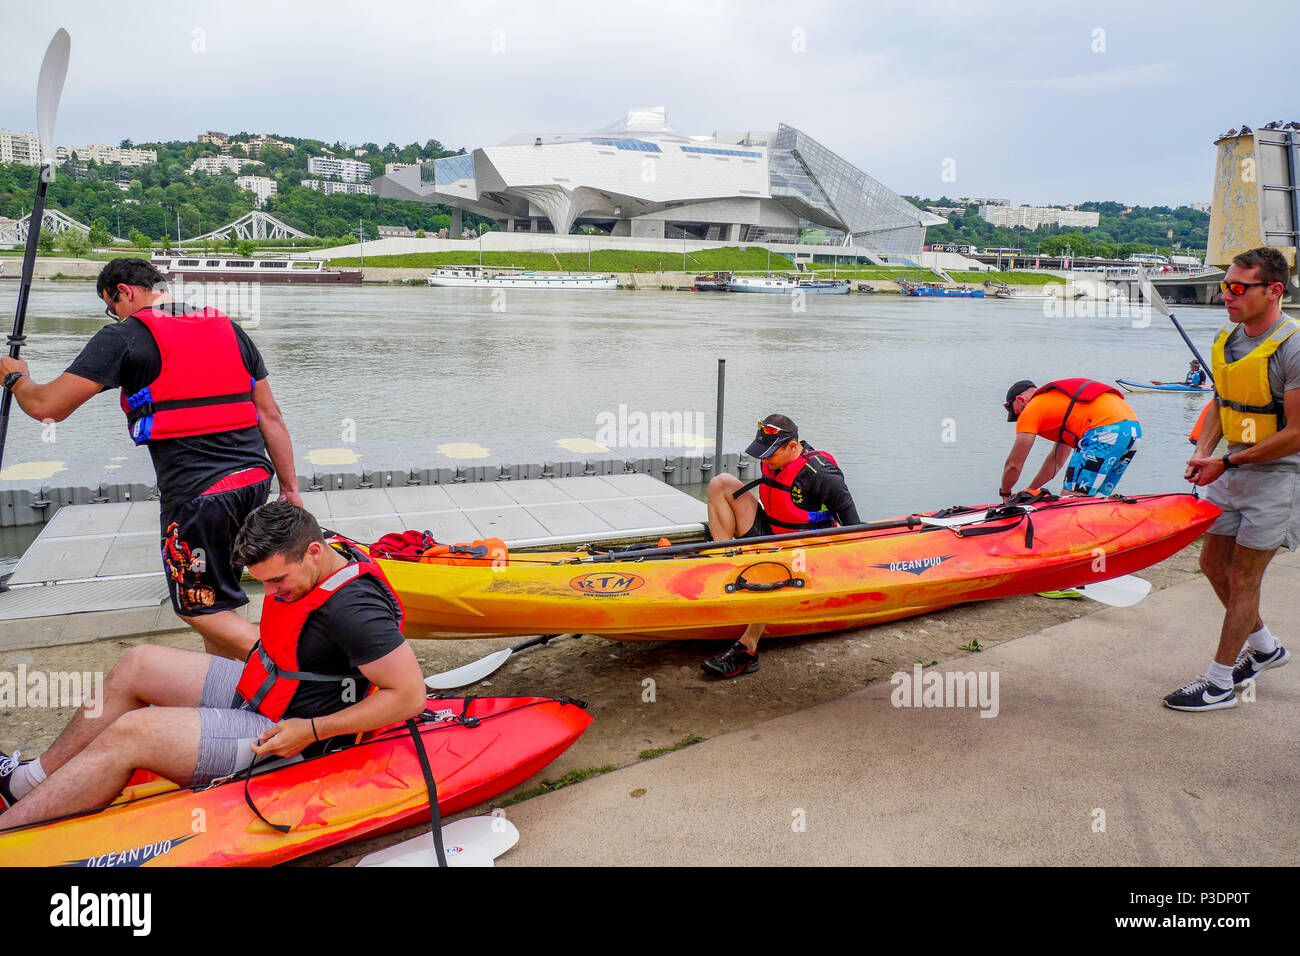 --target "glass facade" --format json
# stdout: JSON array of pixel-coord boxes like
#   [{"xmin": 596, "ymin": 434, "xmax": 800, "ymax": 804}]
[
  {"xmin": 769, "ymin": 124, "xmax": 931, "ymax": 255},
  {"xmin": 422, "ymin": 154, "xmax": 475, "ymax": 187}
]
